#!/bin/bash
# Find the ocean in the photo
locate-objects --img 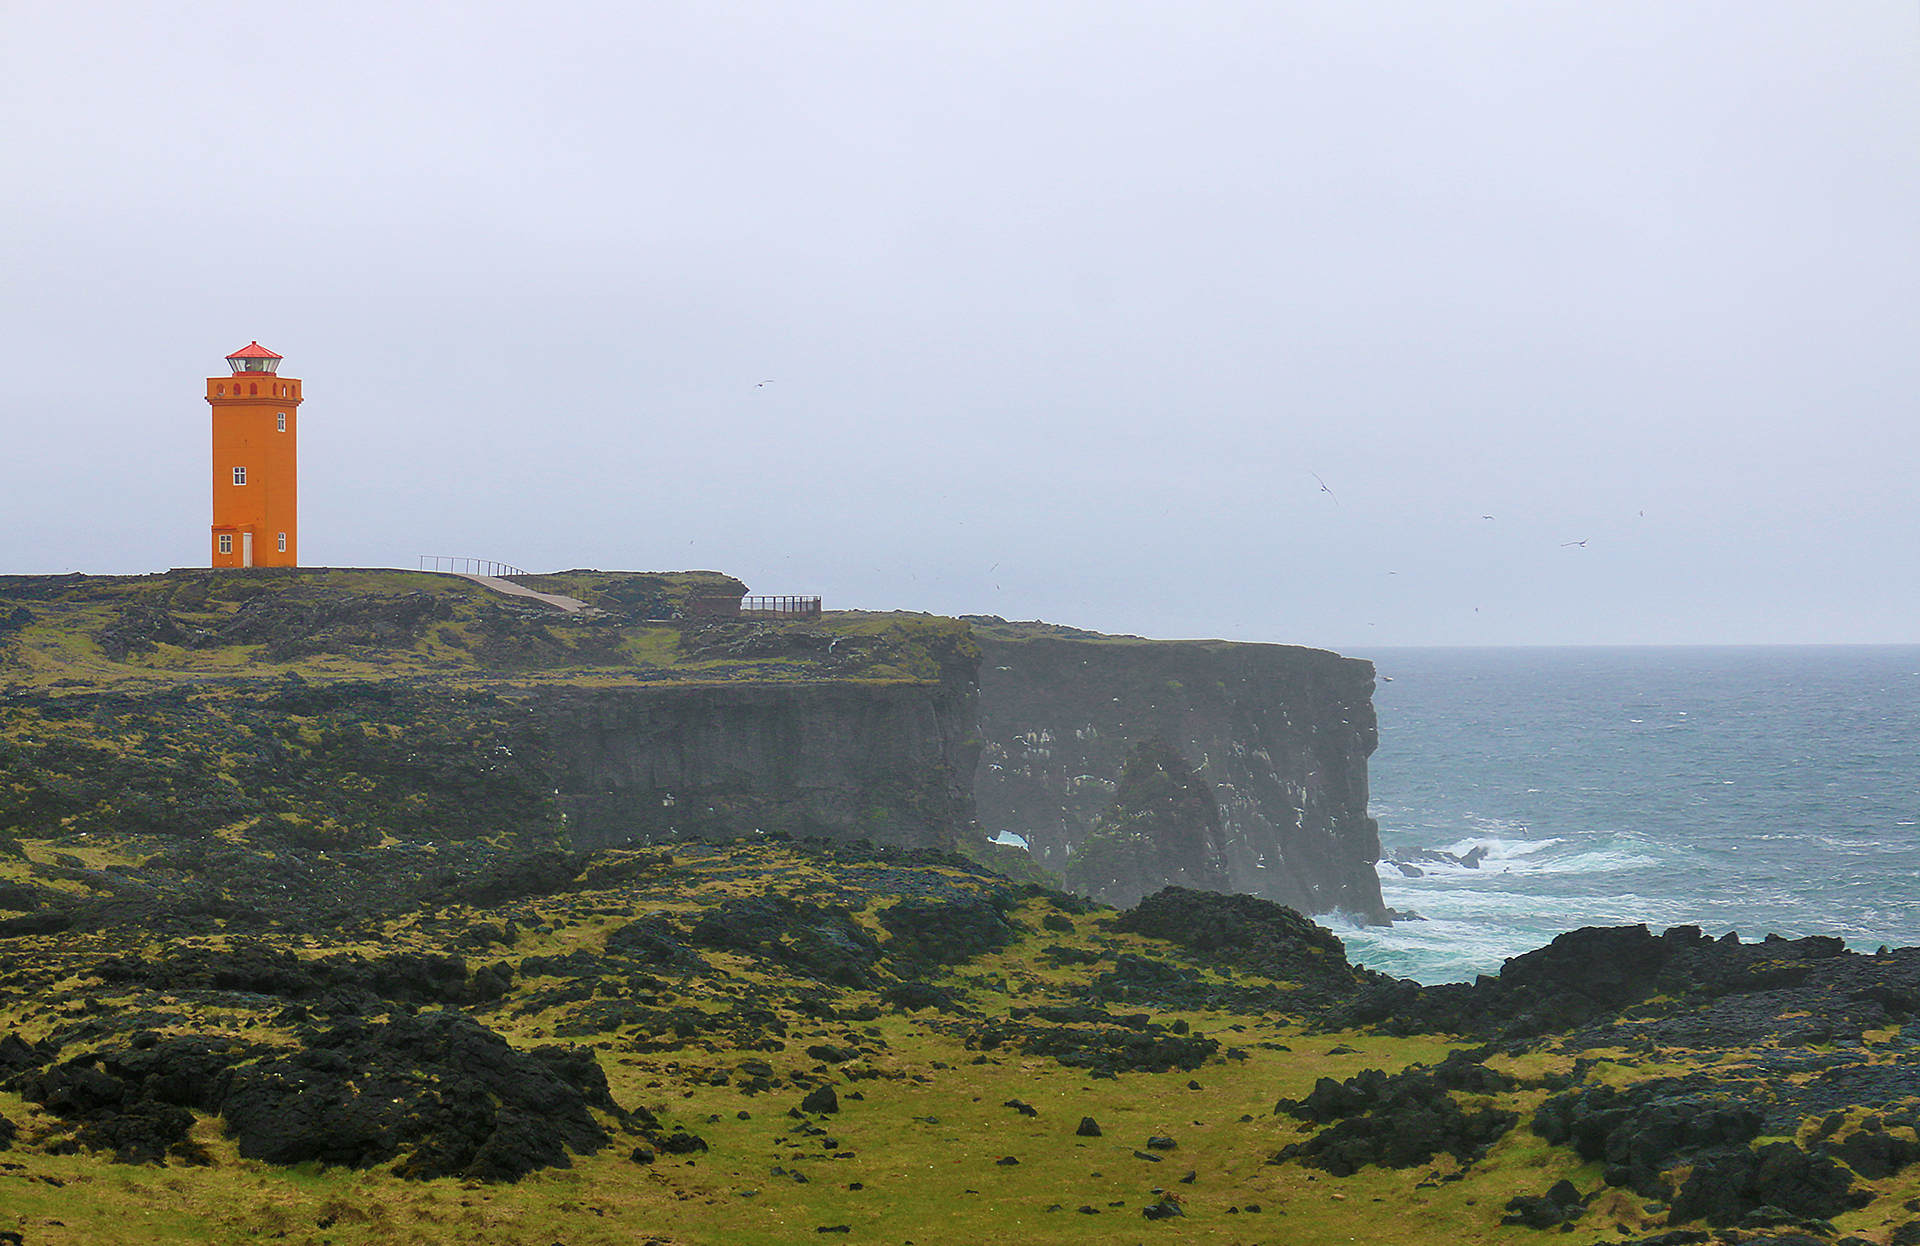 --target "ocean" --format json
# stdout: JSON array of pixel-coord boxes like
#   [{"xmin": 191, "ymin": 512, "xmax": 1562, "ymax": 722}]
[{"xmin": 1332, "ymin": 646, "xmax": 1920, "ymax": 985}]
